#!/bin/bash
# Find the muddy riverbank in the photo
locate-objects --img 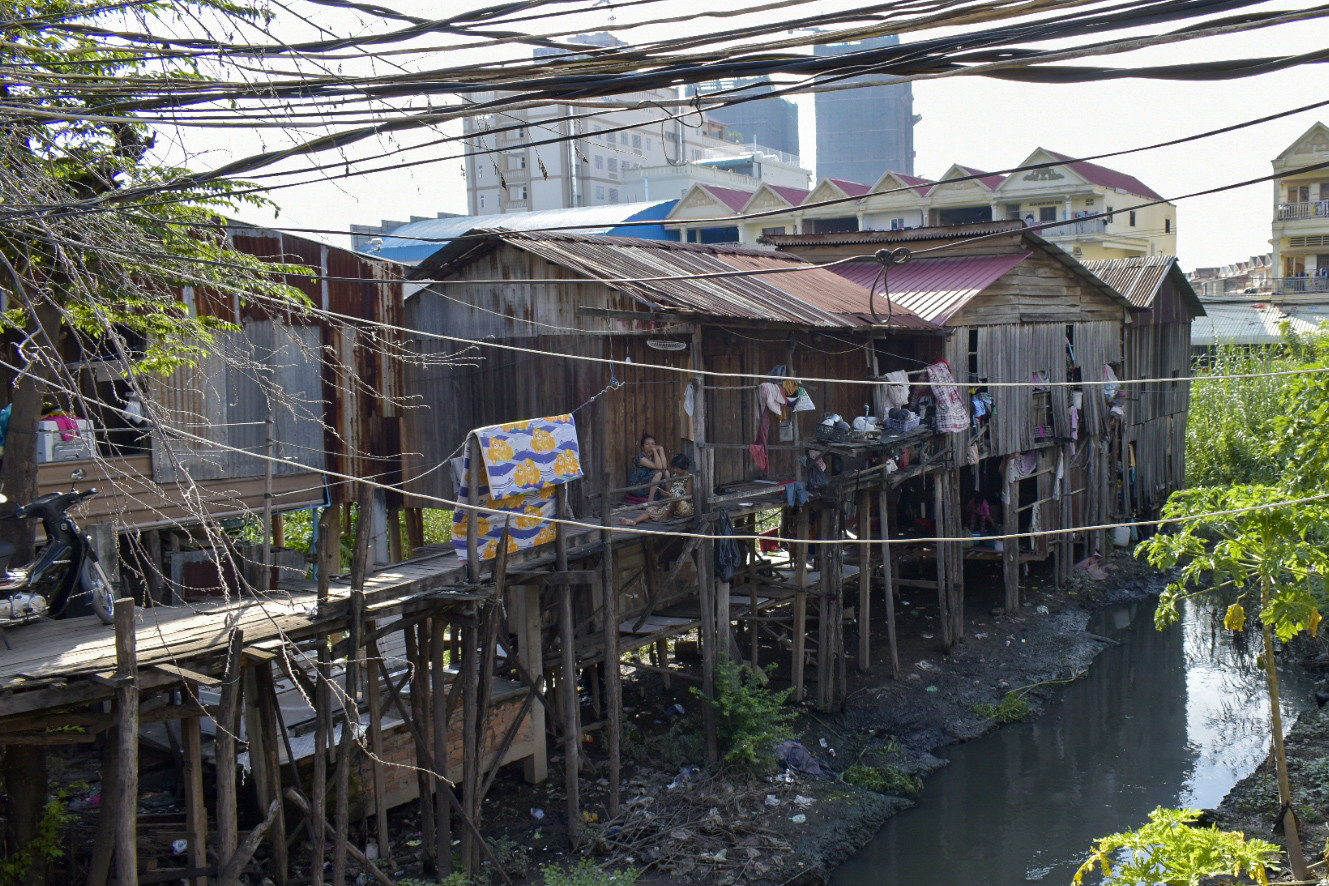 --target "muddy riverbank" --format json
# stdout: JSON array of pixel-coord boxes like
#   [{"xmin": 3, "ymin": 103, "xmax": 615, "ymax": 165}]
[{"xmin": 487, "ymin": 550, "xmax": 1171, "ymax": 886}]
